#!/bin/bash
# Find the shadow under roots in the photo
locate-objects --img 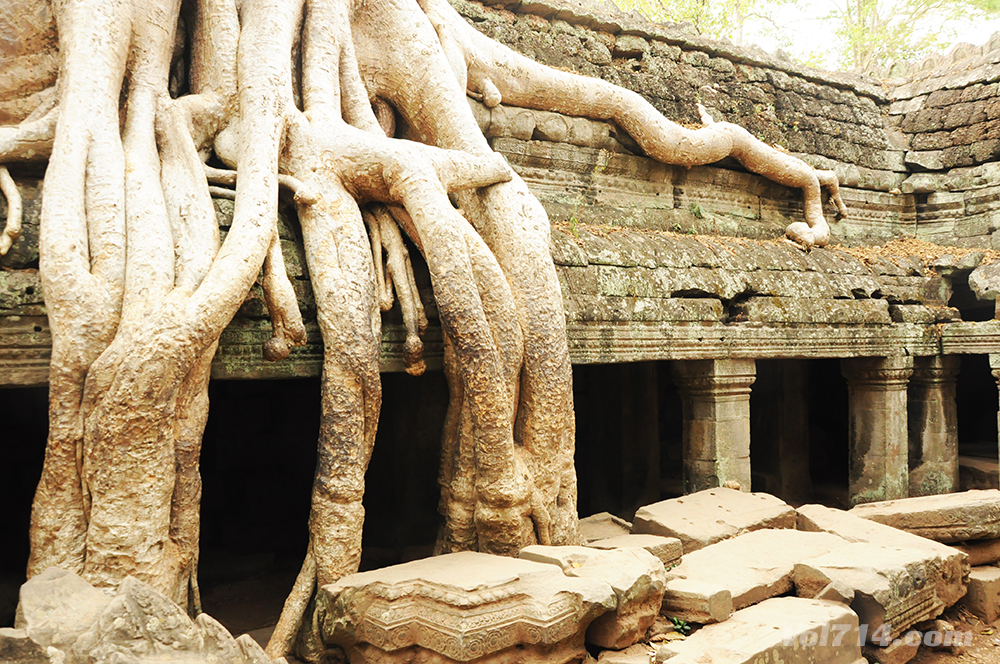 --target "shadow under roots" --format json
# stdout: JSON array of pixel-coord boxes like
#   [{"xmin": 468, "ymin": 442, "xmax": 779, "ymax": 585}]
[{"xmin": 194, "ymin": 372, "xmax": 447, "ymax": 640}]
